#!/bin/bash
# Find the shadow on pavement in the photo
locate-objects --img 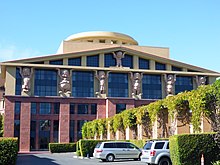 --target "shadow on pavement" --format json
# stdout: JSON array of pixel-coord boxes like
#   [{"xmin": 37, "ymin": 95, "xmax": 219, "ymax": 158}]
[{"xmin": 16, "ymin": 154, "xmax": 59, "ymax": 165}]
